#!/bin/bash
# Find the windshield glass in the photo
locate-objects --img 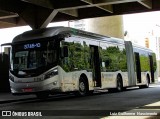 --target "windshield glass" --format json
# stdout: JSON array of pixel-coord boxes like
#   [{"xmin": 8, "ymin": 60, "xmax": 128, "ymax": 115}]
[{"xmin": 10, "ymin": 39, "xmax": 59, "ymax": 76}]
